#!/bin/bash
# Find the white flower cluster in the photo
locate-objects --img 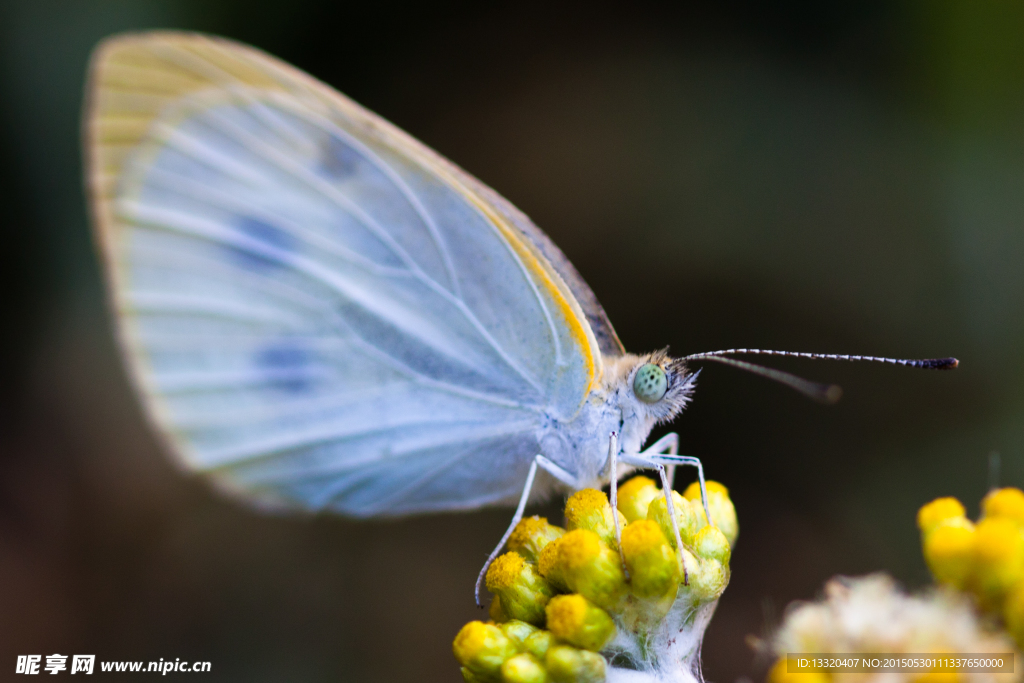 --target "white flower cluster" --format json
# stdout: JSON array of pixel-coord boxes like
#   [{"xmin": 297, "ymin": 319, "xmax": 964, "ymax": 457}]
[{"xmin": 772, "ymin": 574, "xmax": 1018, "ymax": 683}]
